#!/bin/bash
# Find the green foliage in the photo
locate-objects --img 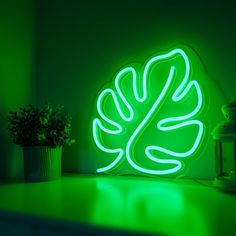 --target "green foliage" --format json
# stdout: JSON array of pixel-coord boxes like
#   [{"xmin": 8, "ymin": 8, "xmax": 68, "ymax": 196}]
[{"xmin": 7, "ymin": 104, "xmax": 75, "ymax": 147}]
